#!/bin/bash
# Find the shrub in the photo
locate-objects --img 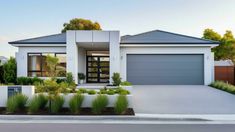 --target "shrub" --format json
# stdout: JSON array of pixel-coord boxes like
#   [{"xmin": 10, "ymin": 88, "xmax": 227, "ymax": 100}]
[
  {"xmin": 78, "ymin": 73, "xmax": 86, "ymax": 80},
  {"xmin": 112, "ymin": 72, "xmax": 121, "ymax": 86},
  {"xmin": 79, "ymin": 88, "xmax": 87, "ymax": 93},
  {"xmin": 3, "ymin": 57, "xmax": 16, "ymax": 84},
  {"xmin": 31, "ymin": 77, "xmax": 43, "ymax": 85},
  {"xmin": 92, "ymin": 95, "xmax": 108, "ymax": 114},
  {"xmin": 210, "ymin": 81, "xmax": 235, "ymax": 94},
  {"xmin": 69, "ymin": 94, "xmax": 84, "ymax": 114},
  {"xmin": 0, "ymin": 65, "xmax": 4, "ymax": 83},
  {"xmin": 100, "ymin": 89, "xmax": 107, "ymax": 94},
  {"xmin": 51, "ymin": 96, "xmax": 64, "ymax": 114},
  {"xmin": 120, "ymin": 81, "xmax": 132, "ymax": 86},
  {"xmin": 56, "ymin": 78, "xmax": 66, "ymax": 84},
  {"xmin": 16, "ymin": 77, "xmax": 31, "ymax": 85},
  {"xmin": 16, "ymin": 77, "xmax": 43, "ymax": 85},
  {"xmin": 115, "ymin": 87, "xmax": 130, "ymax": 95},
  {"xmin": 28, "ymin": 94, "xmax": 48, "ymax": 114},
  {"xmin": 114, "ymin": 95, "xmax": 128, "ymax": 114},
  {"xmin": 107, "ymin": 89, "xmax": 115, "ymax": 95},
  {"xmin": 66, "ymin": 72, "xmax": 74, "ymax": 85},
  {"xmin": 88, "ymin": 90, "xmax": 96, "ymax": 95},
  {"xmin": 6, "ymin": 94, "xmax": 28, "ymax": 113}
]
